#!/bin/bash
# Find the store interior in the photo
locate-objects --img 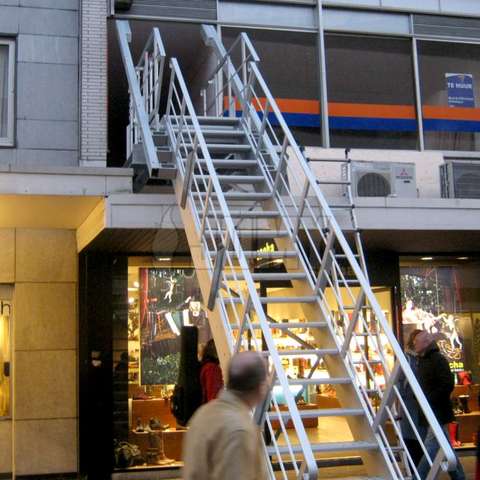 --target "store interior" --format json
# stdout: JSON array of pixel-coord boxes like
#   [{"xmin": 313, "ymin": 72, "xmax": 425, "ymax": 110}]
[
  {"xmin": 112, "ymin": 256, "xmax": 398, "ymax": 471},
  {"xmin": 110, "ymin": 254, "xmax": 480, "ymax": 471}
]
